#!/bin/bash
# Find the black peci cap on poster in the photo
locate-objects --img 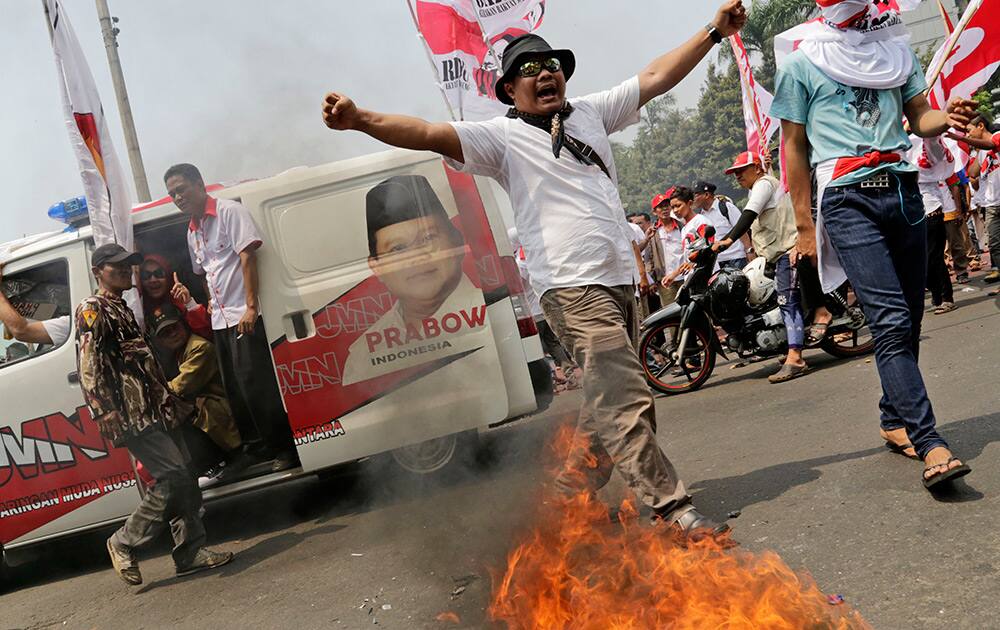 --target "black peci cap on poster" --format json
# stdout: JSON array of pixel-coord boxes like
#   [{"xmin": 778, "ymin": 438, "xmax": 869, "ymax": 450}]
[{"xmin": 365, "ymin": 175, "xmax": 458, "ymax": 257}]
